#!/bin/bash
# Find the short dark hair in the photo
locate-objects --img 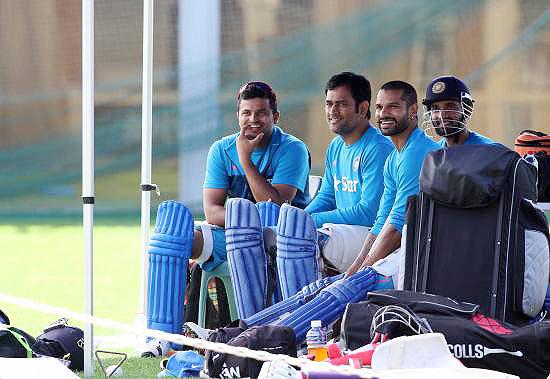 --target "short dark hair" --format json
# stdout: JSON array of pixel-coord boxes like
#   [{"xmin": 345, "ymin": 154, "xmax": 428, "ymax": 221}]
[
  {"xmin": 236, "ymin": 81, "xmax": 278, "ymax": 114},
  {"xmin": 379, "ymin": 80, "xmax": 417, "ymax": 106},
  {"xmin": 325, "ymin": 72, "xmax": 372, "ymax": 119}
]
